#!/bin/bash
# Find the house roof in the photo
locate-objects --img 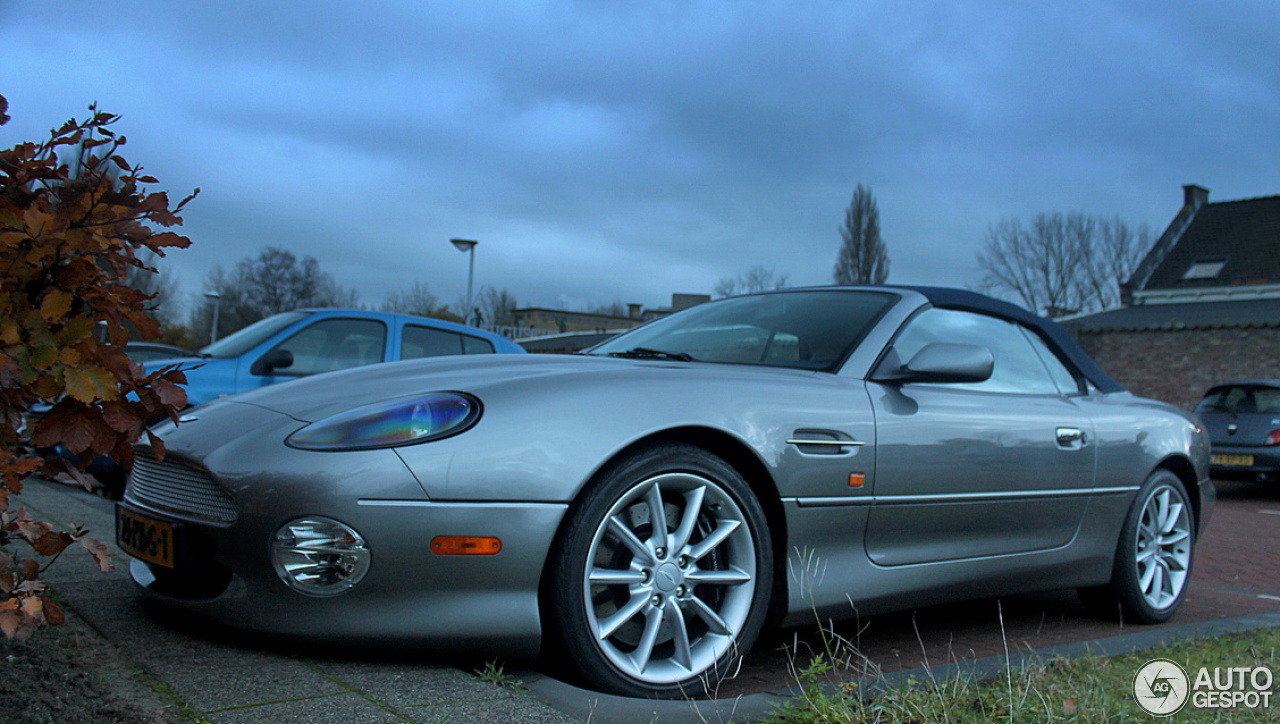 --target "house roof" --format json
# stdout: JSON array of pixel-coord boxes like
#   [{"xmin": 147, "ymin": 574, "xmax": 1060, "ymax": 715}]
[
  {"xmin": 1140, "ymin": 193, "xmax": 1280, "ymax": 291},
  {"xmin": 1064, "ymin": 298, "xmax": 1280, "ymax": 333}
]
